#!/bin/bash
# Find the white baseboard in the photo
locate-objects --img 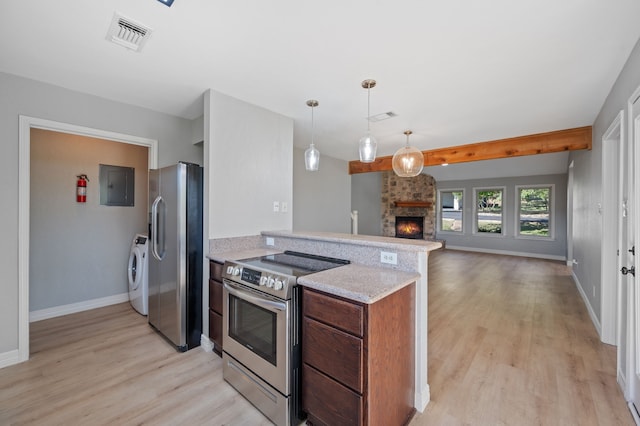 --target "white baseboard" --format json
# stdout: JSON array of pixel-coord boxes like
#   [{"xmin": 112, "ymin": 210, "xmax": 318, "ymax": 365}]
[
  {"xmin": 445, "ymin": 245, "xmax": 566, "ymax": 261},
  {"xmin": 0, "ymin": 349, "xmax": 21, "ymax": 369},
  {"xmin": 29, "ymin": 293, "xmax": 130, "ymax": 323},
  {"xmin": 619, "ymin": 369, "xmax": 629, "ymax": 400},
  {"xmin": 200, "ymin": 334, "xmax": 214, "ymax": 353},
  {"xmin": 571, "ymin": 270, "xmax": 602, "ymax": 338},
  {"xmin": 415, "ymin": 384, "xmax": 430, "ymax": 412}
]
